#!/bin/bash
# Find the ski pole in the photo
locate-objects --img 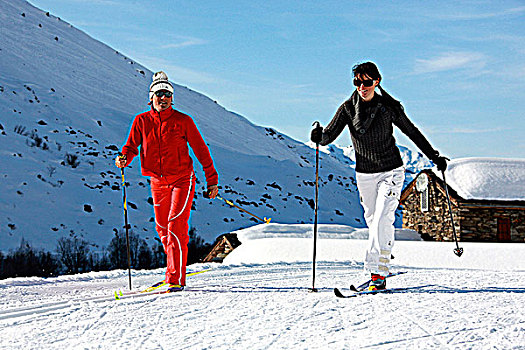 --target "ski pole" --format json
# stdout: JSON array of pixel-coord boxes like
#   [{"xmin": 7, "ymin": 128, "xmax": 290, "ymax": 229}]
[
  {"xmin": 204, "ymin": 191, "xmax": 271, "ymax": 224},
  {"xmin": 119, "ymin": 163, "xmax": 133, "ymax": 290},
  {"xmin": 309, "ymin": 121, "xmax": 321, "ymax": 293},
  {"xmin": 441, "ymin": 169, "xmax": 463, "ymax": 257}
]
